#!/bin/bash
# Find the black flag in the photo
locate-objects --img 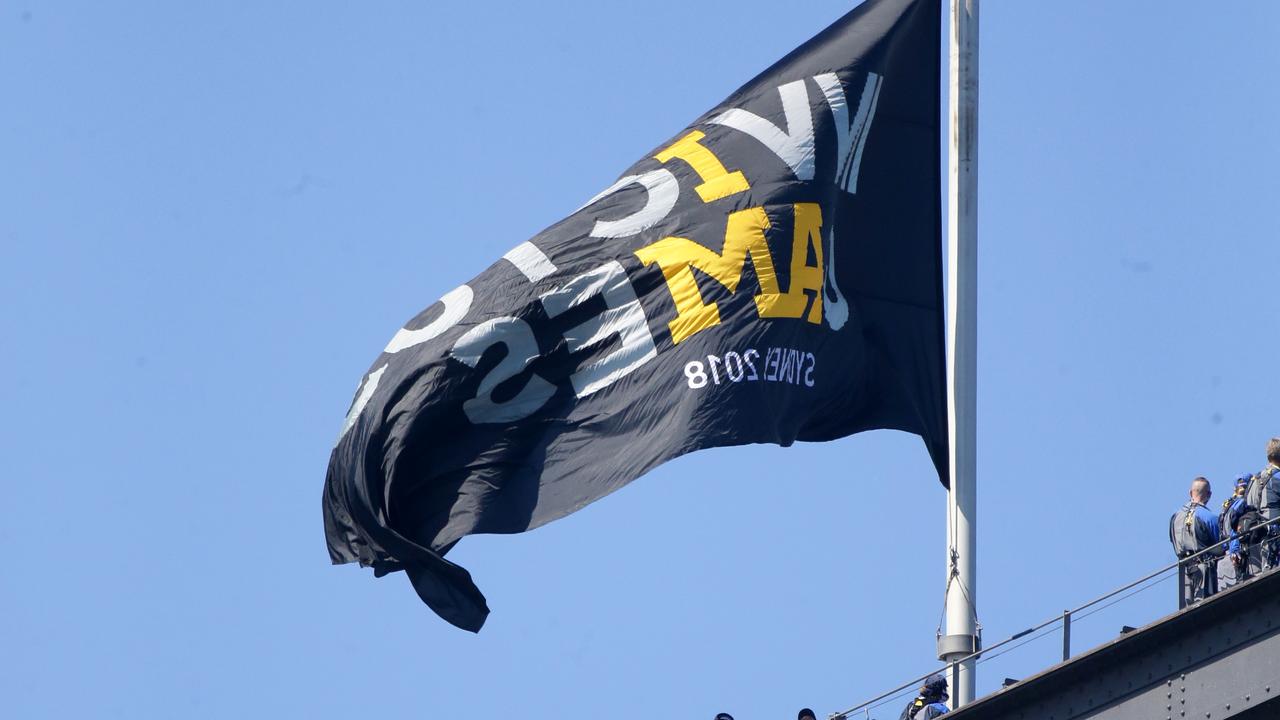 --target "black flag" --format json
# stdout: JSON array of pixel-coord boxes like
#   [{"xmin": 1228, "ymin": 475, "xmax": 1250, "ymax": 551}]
[{"xmin": 324, "ymin": 0, "xmax": 945, "ymax": 631}]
